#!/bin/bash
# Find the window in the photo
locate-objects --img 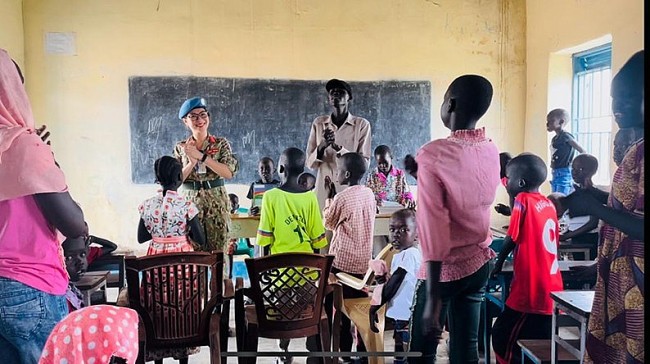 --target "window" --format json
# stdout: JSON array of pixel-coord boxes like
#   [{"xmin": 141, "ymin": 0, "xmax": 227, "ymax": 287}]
[{"xmin": 571, "ymin": 44, "xmax": 612, "ymax": 186}]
